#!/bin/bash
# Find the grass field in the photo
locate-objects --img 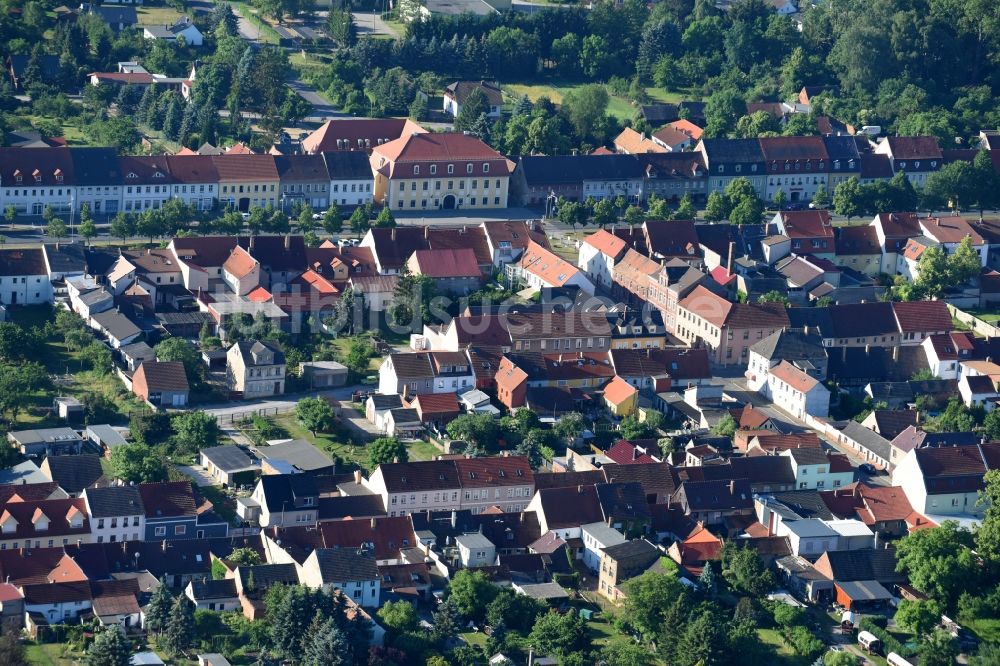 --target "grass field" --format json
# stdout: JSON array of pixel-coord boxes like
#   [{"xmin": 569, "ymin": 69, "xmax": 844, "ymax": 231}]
[
  {"xmin": 273, "ymin": 412, "xmax": 370, "ymax": 469},
  {"xmin": 136, "ymin": 4, "xmax": 184, "ymax": 25},
  {"xmin": 503, "ymin": 82, "xmax": 688, "ymax": 121},
  {"xmin": 25, "ymin": 643, "xmax": 77, "ymax": 666},
  {"xmin": 756, "ymin": 628, "xmax": 811, "ymax": 666}
]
